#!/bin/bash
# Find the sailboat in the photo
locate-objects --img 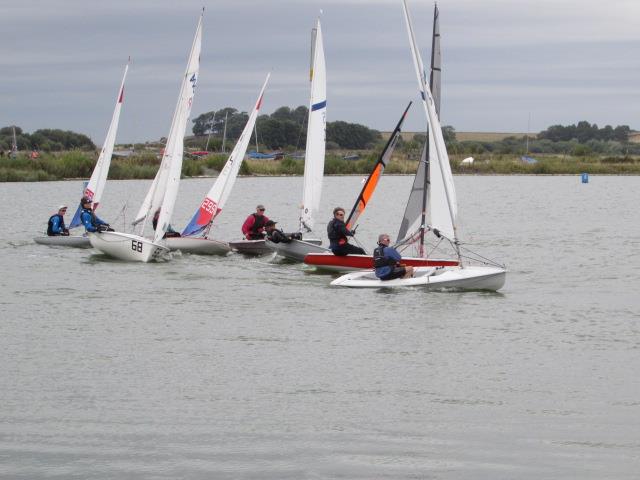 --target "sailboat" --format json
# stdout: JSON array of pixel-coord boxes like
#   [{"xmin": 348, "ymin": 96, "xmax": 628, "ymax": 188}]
[
  {"xmin": 264, "ymin": 17, "xmax": 328, "ymax": 262},
  {"xmin": 34, "ymin": 60, "xmax": 130, "ymax": 248},
  {"xmin": 89, "ymin": 11, "xmax": 203, "ymax": 262},
  {"xmin": 164, "ymin": 73, "xmax": 271, "ymax": 255},
  {"xmin": 331, "ymin": 1, "xmax": 506, "ymax": 290}
]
